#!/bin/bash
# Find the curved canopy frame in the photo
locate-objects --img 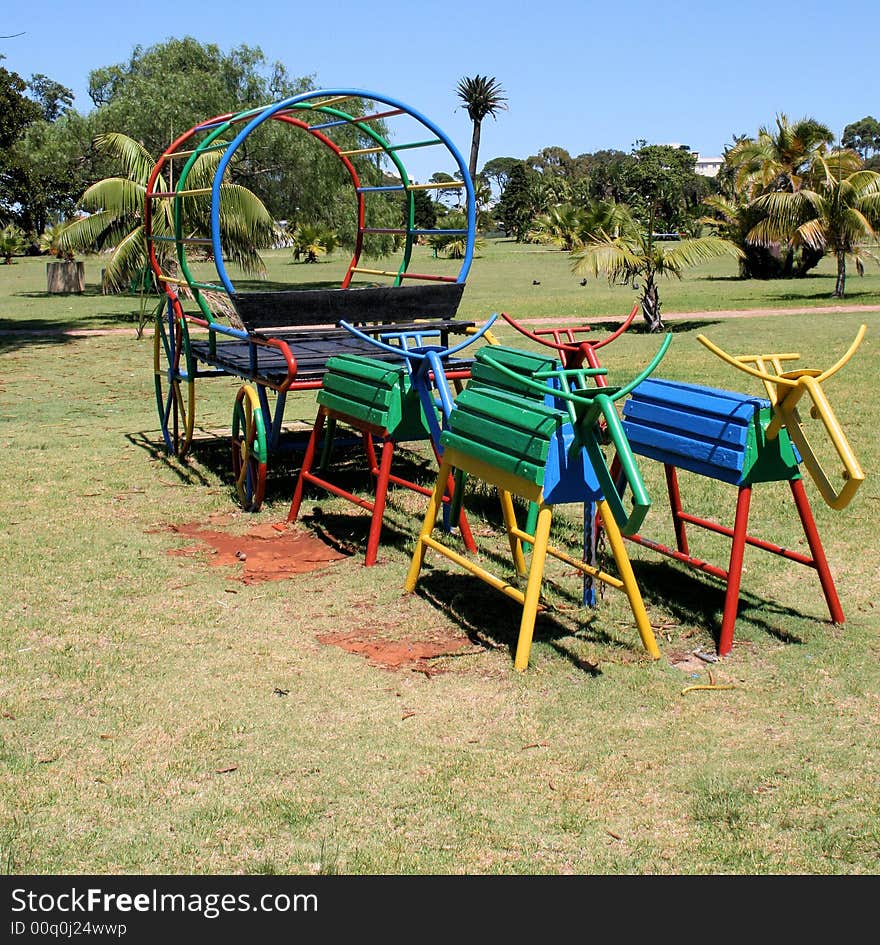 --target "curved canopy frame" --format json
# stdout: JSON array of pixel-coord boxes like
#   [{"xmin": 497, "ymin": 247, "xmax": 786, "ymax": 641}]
[{"xmin": 144, "ymin": 88, "xmax": 477, "ymax": 326}]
